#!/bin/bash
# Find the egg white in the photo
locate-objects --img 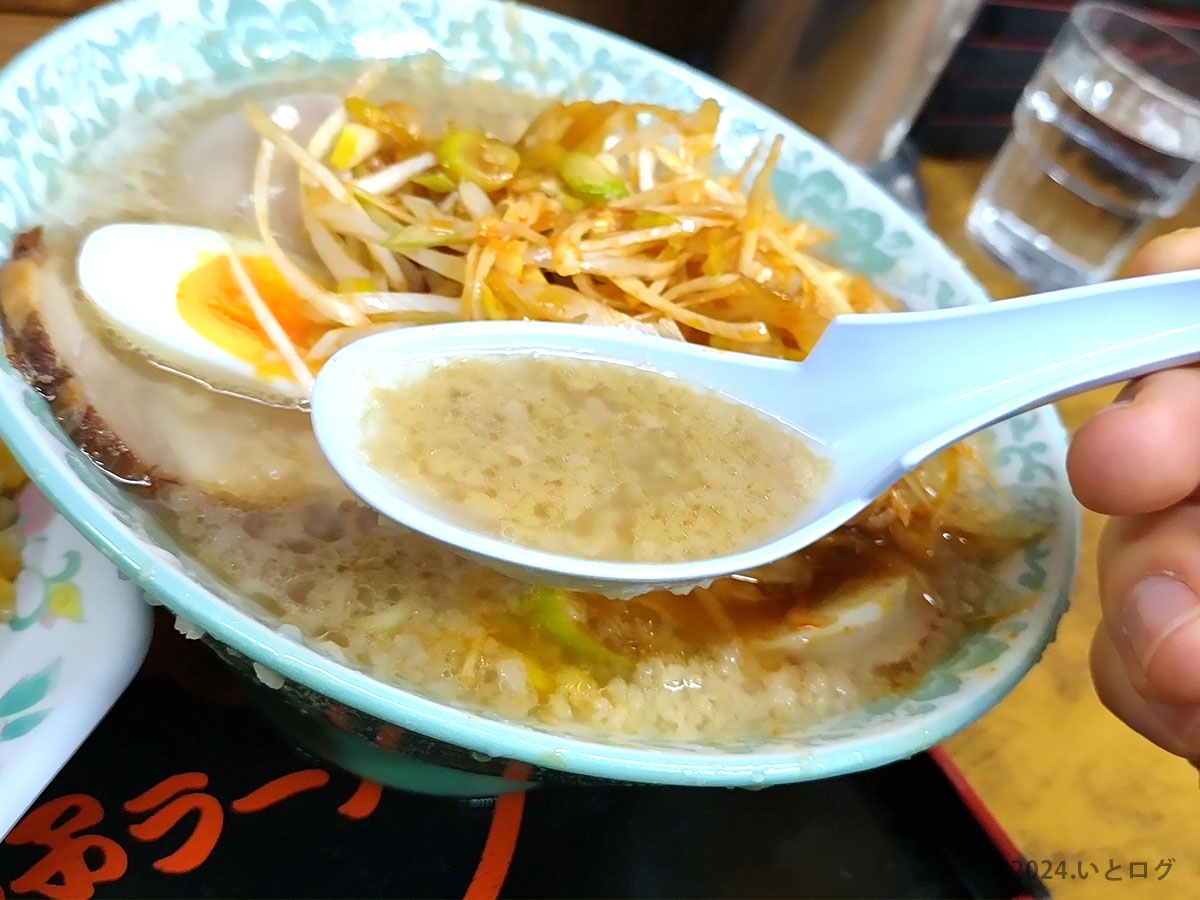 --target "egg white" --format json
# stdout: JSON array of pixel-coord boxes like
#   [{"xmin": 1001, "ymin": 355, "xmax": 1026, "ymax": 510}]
[{"xmin": 77, "ymin": 222, "xmax": 311, "ymax": 407}]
